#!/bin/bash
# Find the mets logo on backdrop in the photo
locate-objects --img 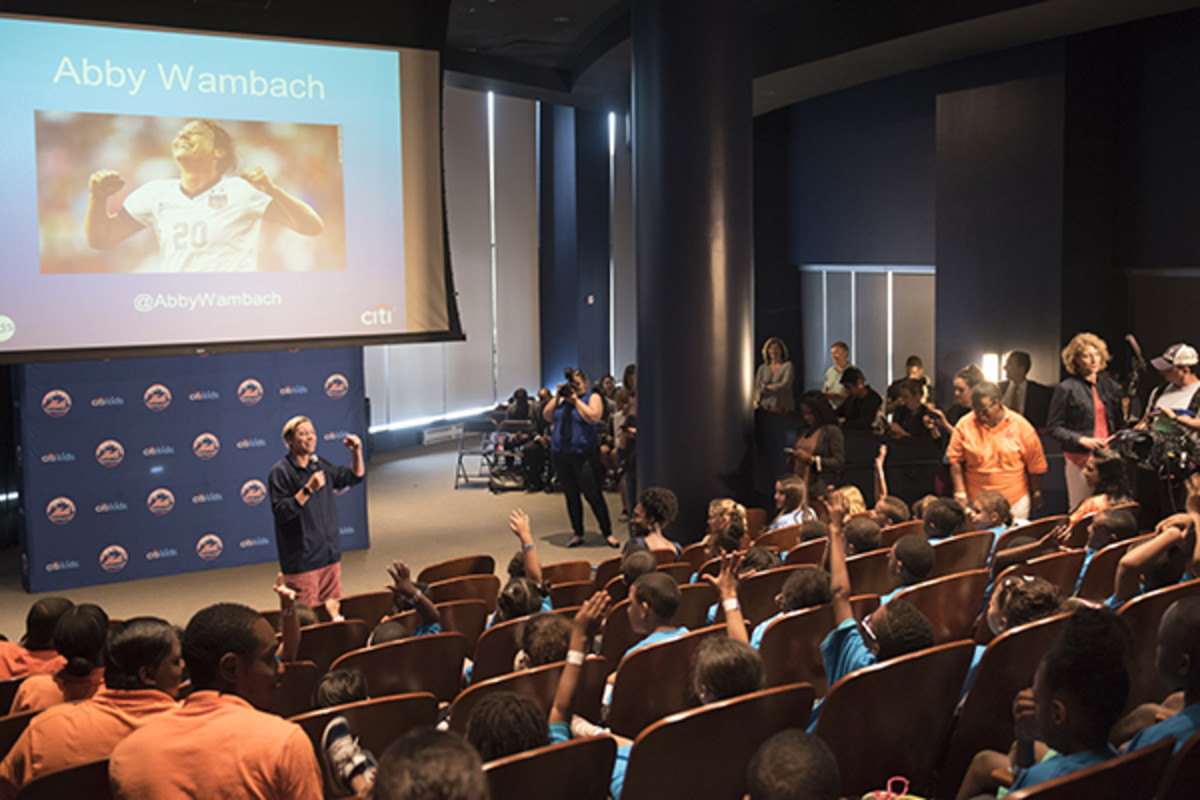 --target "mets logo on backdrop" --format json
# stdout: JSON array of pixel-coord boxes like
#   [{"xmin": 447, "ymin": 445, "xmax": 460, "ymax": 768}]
[
  {"xmin": 99, "ymin": 544, "xmax": 129, "ymax": 573},
  {"xmin": 146, "ymin": 488, "xmax": 175, "ymax": 516},
  {"xmin": 193, "ymin": 432, "xmax": 221, "ymax": 460},
  {"xmin": 41, "ymin": 389, "xmax": 72, "ymax": 418},
  {"xmin": 241, "ymin": 479, "xmax": 267, "ymax": 506},
  {"xmin": 143, "ymin": 383, "xmax": 172, "ymax": 412},
  {"xmin": 95, "ymin": 439, "xmax": 125, "ymax": 468},
  {"xmin": 324, "ymin": 373, "xmax": 349, "ymax": 399},
  {"xmin": 46, "ymin": 496, "xmax": 76, "ymax": 525},
  {"xmin": 196, "ymin": 533, "xmax": 224, "ymax": 561},
  {"xmin": 237, "ymin": 378, "xmax": 264, "ymax": 406}
]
